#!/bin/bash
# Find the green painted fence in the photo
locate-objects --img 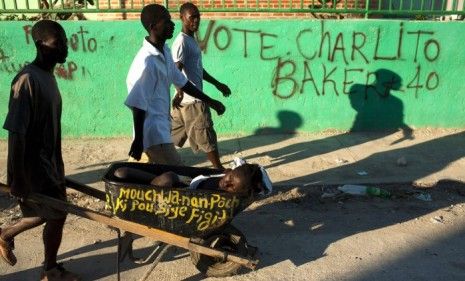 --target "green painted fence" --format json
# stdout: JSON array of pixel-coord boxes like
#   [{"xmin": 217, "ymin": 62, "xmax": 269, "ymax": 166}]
[
  {"xmin": 1, "ymin": 0, "xmax": 464, "ymax": 18},
  {"xmin": 0, "ymin": 20, "xmax": 464, "ymax": 138}
]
